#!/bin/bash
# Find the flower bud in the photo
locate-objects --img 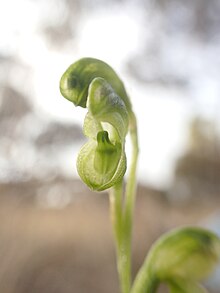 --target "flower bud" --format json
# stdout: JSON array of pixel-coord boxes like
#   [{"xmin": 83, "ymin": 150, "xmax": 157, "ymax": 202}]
[
  {"xmin": 147, "ymin": 227, "xmax": 220, "ymax": 282},
  {"xmin": 131, "ymin": 227, "xmax": 220, "ymax": 293}
]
